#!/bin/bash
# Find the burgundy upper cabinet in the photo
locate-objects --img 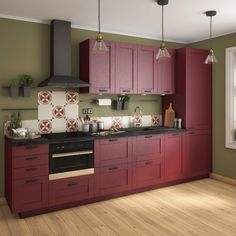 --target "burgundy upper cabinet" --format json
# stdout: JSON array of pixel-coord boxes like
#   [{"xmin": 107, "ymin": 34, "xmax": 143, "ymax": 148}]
[
  {"xmin": 115, "ymin": 42, "xmax": 138, "ymax": 94},
  {"xmin": 157, "ymin": 49, "xmax": 176, "ymax": 95},
  {"xmin": 79, "ymin": 39, "xmax": 115, "ymax": 94},
  {"xmin": 163, "ymin": 48, "xmax": 212, "ymax": 130},
  {"xmin": 137, "ymin": 45, "xmax": 157, "ymax": 94}
]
